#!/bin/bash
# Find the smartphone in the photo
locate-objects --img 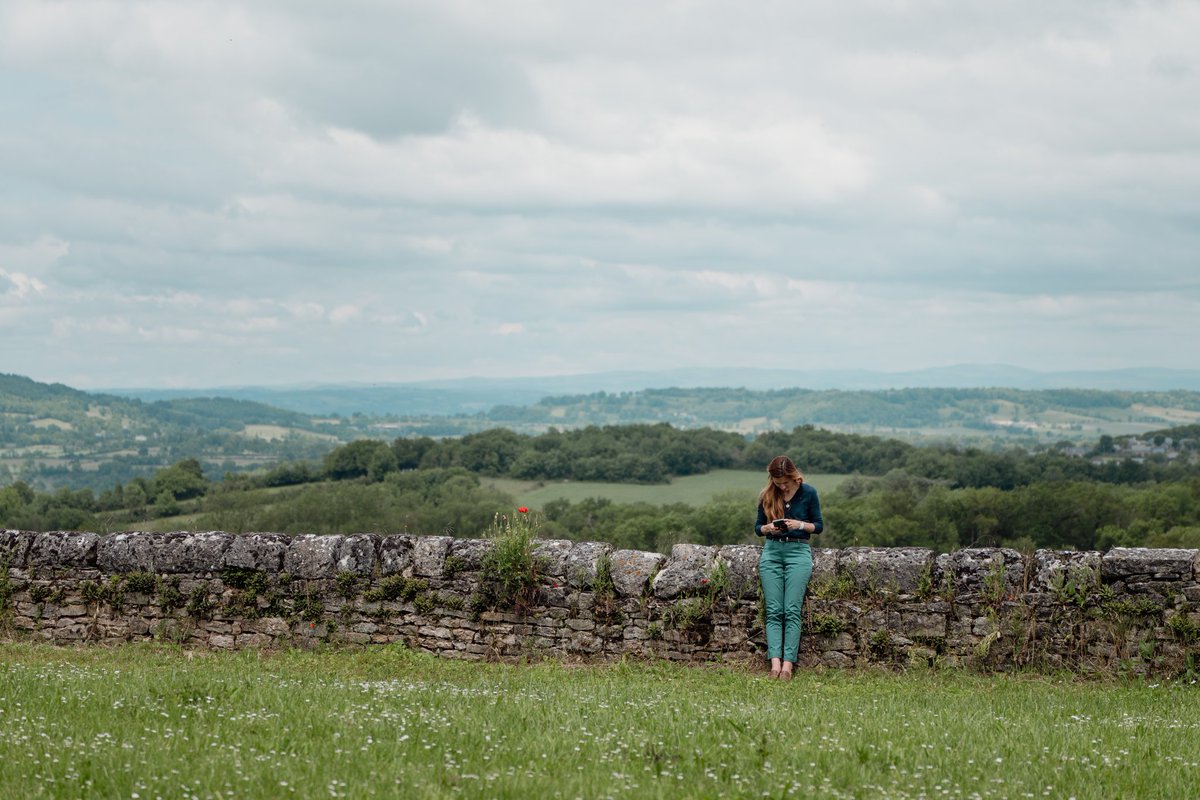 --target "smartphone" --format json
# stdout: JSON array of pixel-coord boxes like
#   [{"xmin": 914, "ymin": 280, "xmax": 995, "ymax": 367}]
[{"xmin": 772, "ymin": 519, "xmax": 788, "ymax": 530}]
